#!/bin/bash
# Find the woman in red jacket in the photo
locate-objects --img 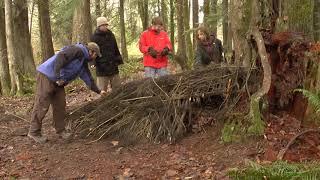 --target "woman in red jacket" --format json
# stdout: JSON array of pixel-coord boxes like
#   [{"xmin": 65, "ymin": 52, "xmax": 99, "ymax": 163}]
[{"xmin": 139, "ymin": 17, "xmax": 173, "ymax": 78}]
